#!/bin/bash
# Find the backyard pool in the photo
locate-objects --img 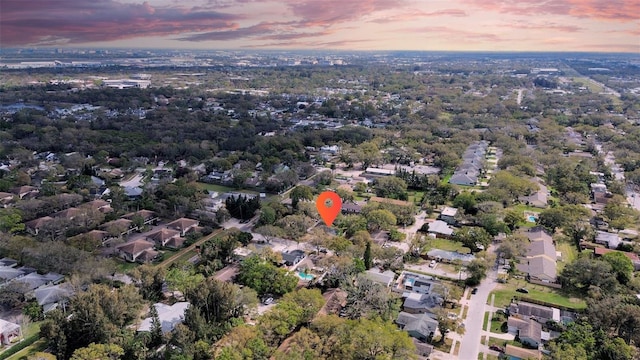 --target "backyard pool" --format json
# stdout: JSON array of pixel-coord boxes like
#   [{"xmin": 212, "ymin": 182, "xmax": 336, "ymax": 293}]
[
  {"xmin": 527, "ymin": 215, "xmax": 537, "ymax": 222},
  {"xmin": 296, "ymin": 271, "xmax": 315, "ymax": 280}
]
